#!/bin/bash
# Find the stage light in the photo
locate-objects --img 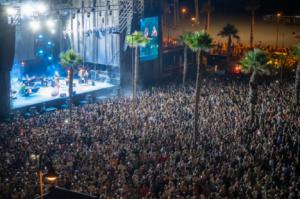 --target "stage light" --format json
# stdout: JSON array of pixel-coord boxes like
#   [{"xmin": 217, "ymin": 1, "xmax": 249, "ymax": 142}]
[
  {"xmin": 46, "ymin": 19, "xmax": 55, "ymax": 29},
  {"xmin": 29, "ymin": 20, "xmax": 41, "ymax": 32},
  {"xmin": 21, "ymin": 4, "xmax": 34, "ymax": 16},
  {"xmin": 48, "ymin": 56, "xmax": 53, "ymax": 61},
  {"xmin": 38, "ymin": 34, "xmax": 43, "ymax": 39},
  {"xmin": 6, "ymin": 7, "xmax": 17, "ymax": 16},
  {"xmin": 36, "ymin": 3, "xmax": 48, "ymax": 13},
  {"xmin": 38, "ymin": 50, "xmax": 44, "ymax": 54},
  {"xmin": 47, "ymin": 41, "xmax": 52, "ymax": 45},
  {"xmin": 50, "ymin": 29, "xmax": 56, "ymax": 35}
]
